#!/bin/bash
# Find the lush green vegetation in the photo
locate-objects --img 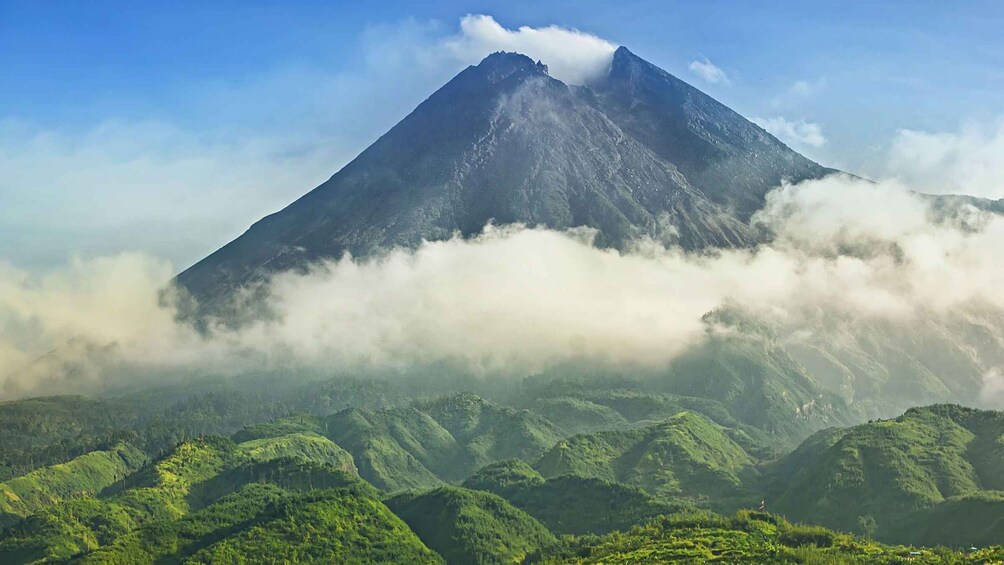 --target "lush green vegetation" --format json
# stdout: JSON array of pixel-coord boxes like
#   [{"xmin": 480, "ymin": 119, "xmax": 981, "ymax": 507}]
[
  {"xmin": 530, "ymin": 510, "xmax": 1002, "ymax": 564},
  {"xmin": 463, "ymin": 460, "xmax": 692, "ymax": 535},
  {"xmin": 4, "ymin": 380, "xmax": 1004, "ymax": 563},
  {"xmin": 662, "ymin": 310, "xmax": 855, "ymax": 446},
  {"xmin": 0, "ymin": 444, "xmax": 145, "ymax": 526},
  {"xmin": 183, "ymin": 488, "xmax": 441, "ymax": 564},
  {"xmin": 386, "ymin": 486, "xmax": 556, "ymax": 565},
  {"xmin": 767, "ymin": 404, "xmax": 1004, "ymax": 546},
  {"xmin": 535, "ymin": 411, "xmax": 758, "ymax": 505},
  {"xmin": 0, "ymin": 432, "xmax": 372, "ymax": 563},
  {"xmin": 327, "ymin": 393, "xmax": 564, "ymax": 490}
]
